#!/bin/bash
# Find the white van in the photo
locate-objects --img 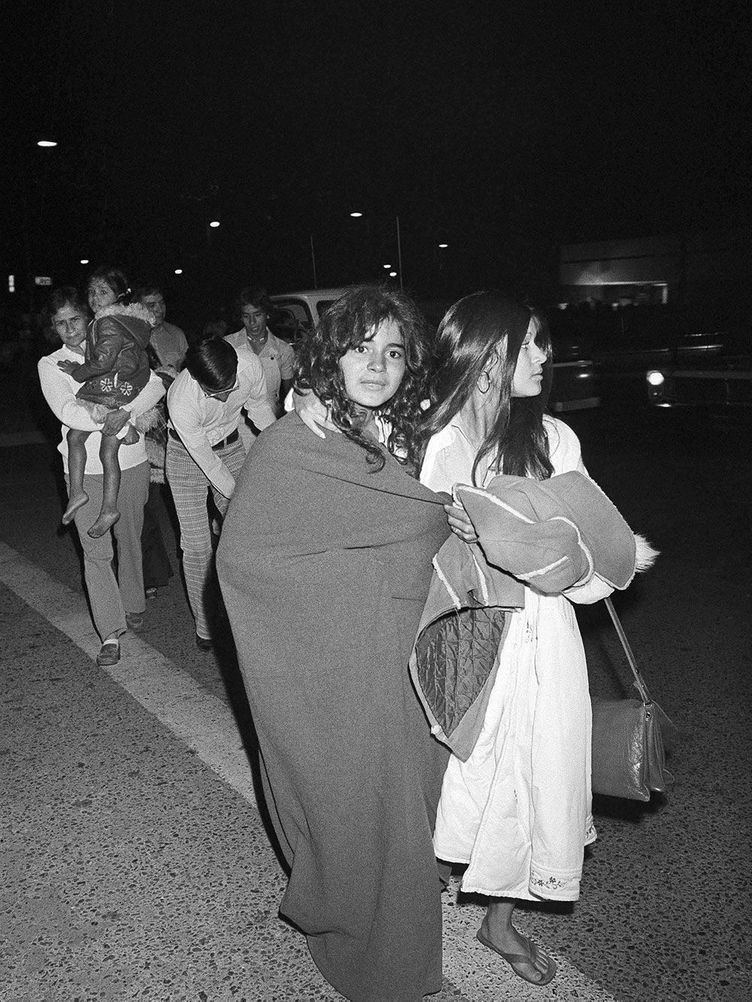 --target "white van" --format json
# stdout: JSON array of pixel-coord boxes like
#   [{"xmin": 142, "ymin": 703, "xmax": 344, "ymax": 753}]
[{"xmin": 269, "ymin": 288, "xmax": 349, "ymax": 342}]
